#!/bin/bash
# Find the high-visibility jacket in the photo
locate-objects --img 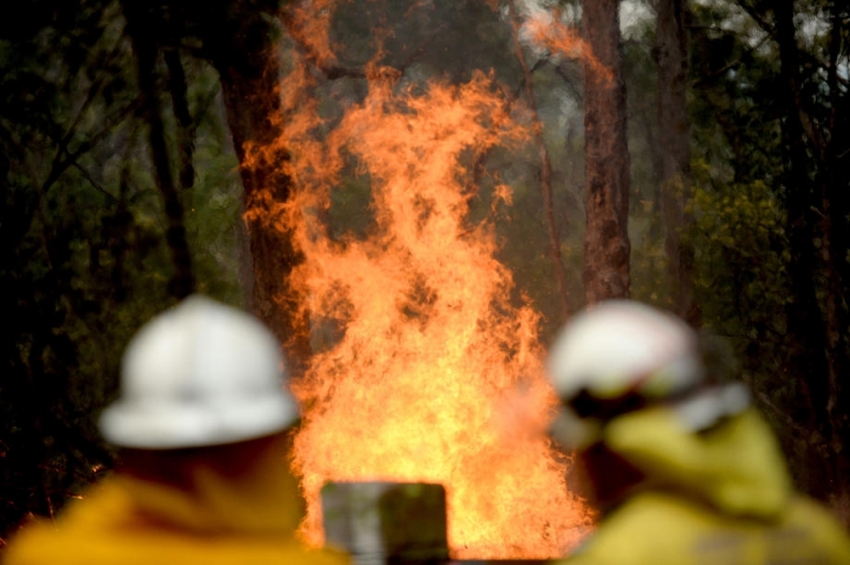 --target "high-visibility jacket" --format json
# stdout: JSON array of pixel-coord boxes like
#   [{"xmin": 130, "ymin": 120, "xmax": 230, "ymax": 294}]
[
  {"xmin": 556, "ymin": 407, "xmax": 850, "ymax": 565},
  {"xmin": 3, "ymin": 435, "xmax": 350, "ymax": 565}
]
